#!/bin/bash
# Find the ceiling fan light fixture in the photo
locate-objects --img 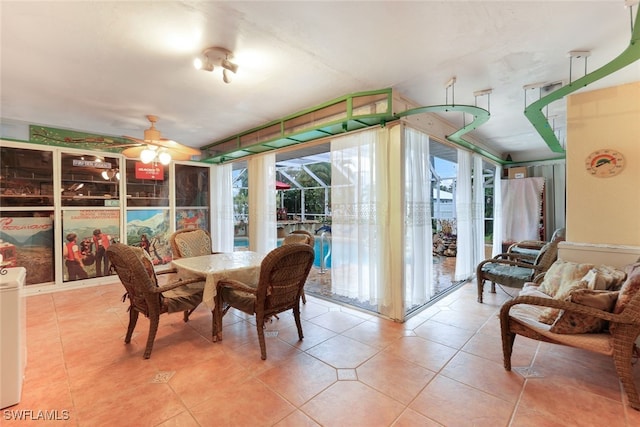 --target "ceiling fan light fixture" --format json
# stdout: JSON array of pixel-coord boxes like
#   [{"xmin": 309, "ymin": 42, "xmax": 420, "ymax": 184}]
[
  {"xmin": 158, "ymin": 151, "xmax": 172, "ymax": 165},
  {"xmin": 140, "ymin": 148, "xmax": 157, "ymax": 164}
]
